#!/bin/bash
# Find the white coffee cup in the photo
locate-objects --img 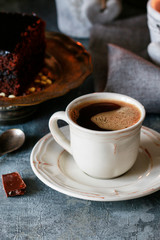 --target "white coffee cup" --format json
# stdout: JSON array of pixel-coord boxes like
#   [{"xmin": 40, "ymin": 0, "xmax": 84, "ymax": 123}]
[
  {"xmin": 147, "ymin": 0, "xmax": 160, "ymax": 42},
  {"xmin": 147, "ymin": 0, "xmax": 160, "ymax": 65},
  {"xmin": 55, "ymin": 0, "xmax": 122, "ymax": 38},
  {"xmin": 49, "ymin": 93, "xmax": 145, "ymax": 179}
]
